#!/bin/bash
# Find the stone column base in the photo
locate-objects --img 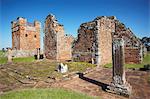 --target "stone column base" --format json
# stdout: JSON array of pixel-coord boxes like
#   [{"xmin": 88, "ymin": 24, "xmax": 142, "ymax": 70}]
[{"xmin": 106, "ymin": 82, "xmax": 132, "ymax": 96}]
